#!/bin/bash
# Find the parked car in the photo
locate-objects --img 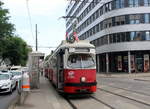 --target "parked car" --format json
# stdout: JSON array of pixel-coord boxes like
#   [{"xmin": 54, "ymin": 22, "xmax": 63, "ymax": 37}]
[
  {"xmin": 10, "ymin": 66, "xmax": 23, "ymax": 83},
  {"xmin": 10, "ymin": 66, "xmax": 22, "ymax": 71},
  {"xmin": 10, "ymin": 70, "xmax": 22, "ymax": 82},
  {"xmin": 21, "ymin": 67, "xmax": 29, "ymax": 74},
  {"xmin": 0, "ymin": 72, "xmax": 16, "ymax": 93}
]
